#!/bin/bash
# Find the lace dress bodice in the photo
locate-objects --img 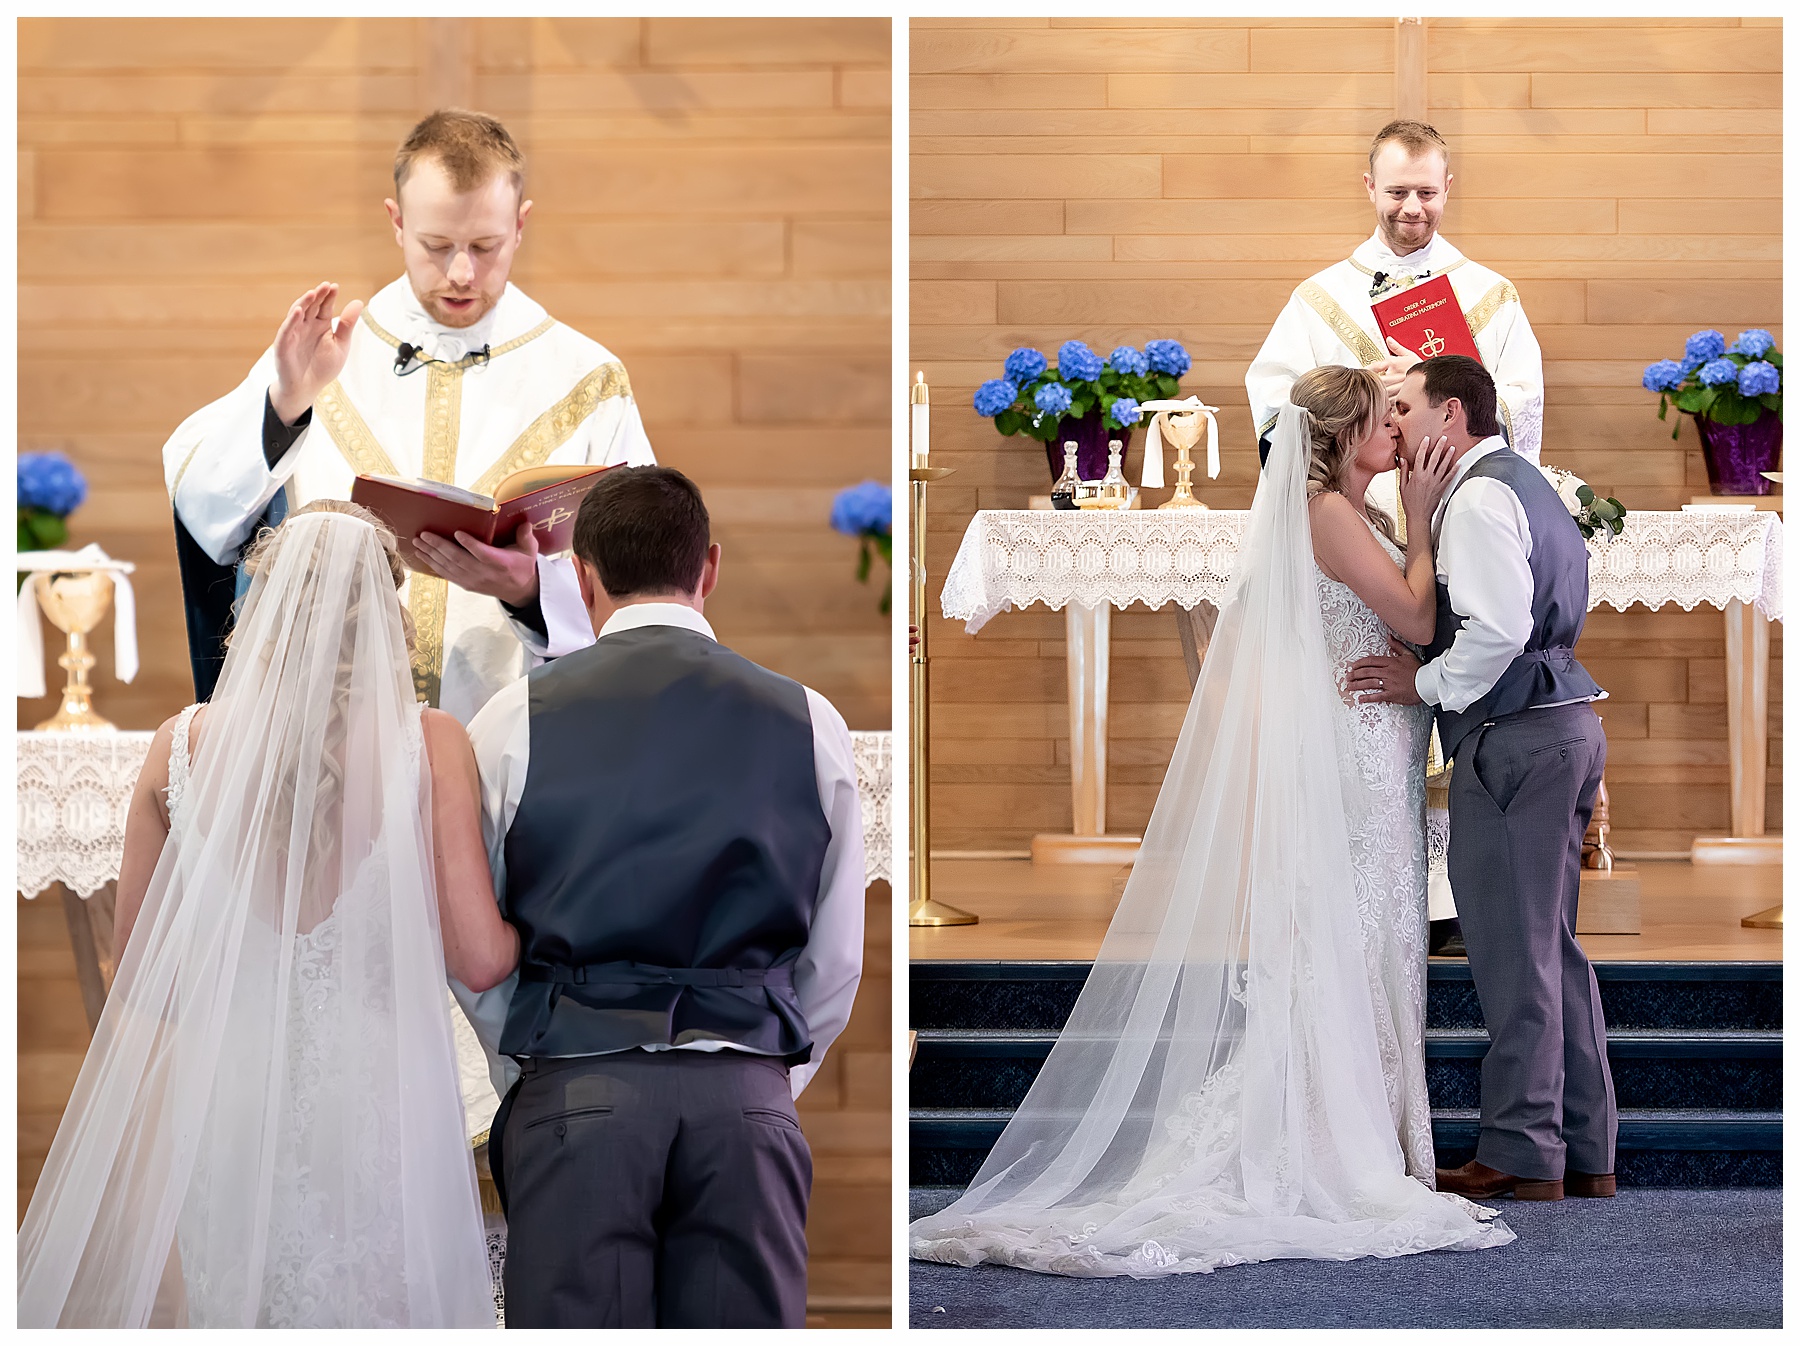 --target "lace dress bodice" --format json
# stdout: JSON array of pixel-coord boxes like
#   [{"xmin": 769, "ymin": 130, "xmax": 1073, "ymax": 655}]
[{"xmin": 1314, "ymin": 525, "xmax": 1435, "ymax": 1179}]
